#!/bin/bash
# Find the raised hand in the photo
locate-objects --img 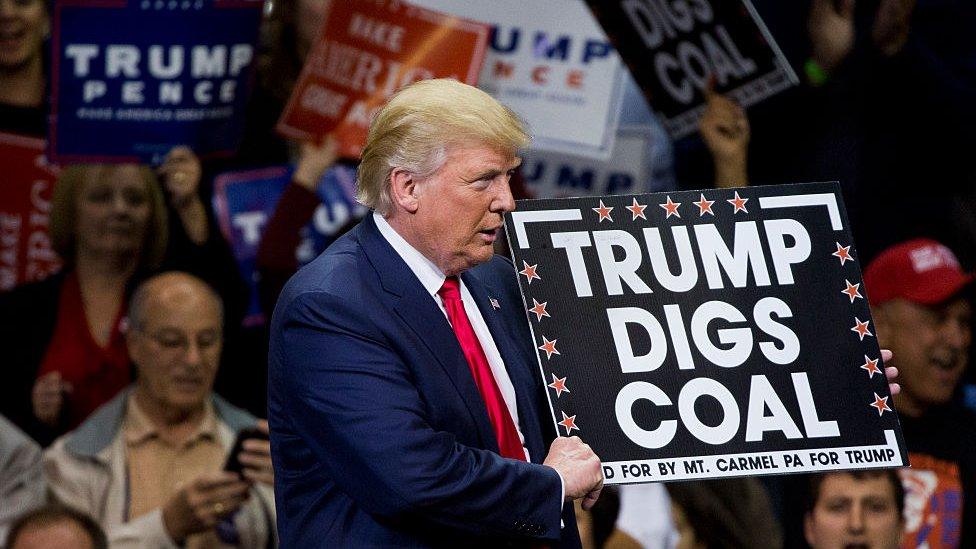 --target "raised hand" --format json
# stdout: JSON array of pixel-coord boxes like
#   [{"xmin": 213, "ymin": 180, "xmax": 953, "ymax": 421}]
[{"xmin": 808, "ymin": 0, "xmax": 856, "ymax": 74}]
